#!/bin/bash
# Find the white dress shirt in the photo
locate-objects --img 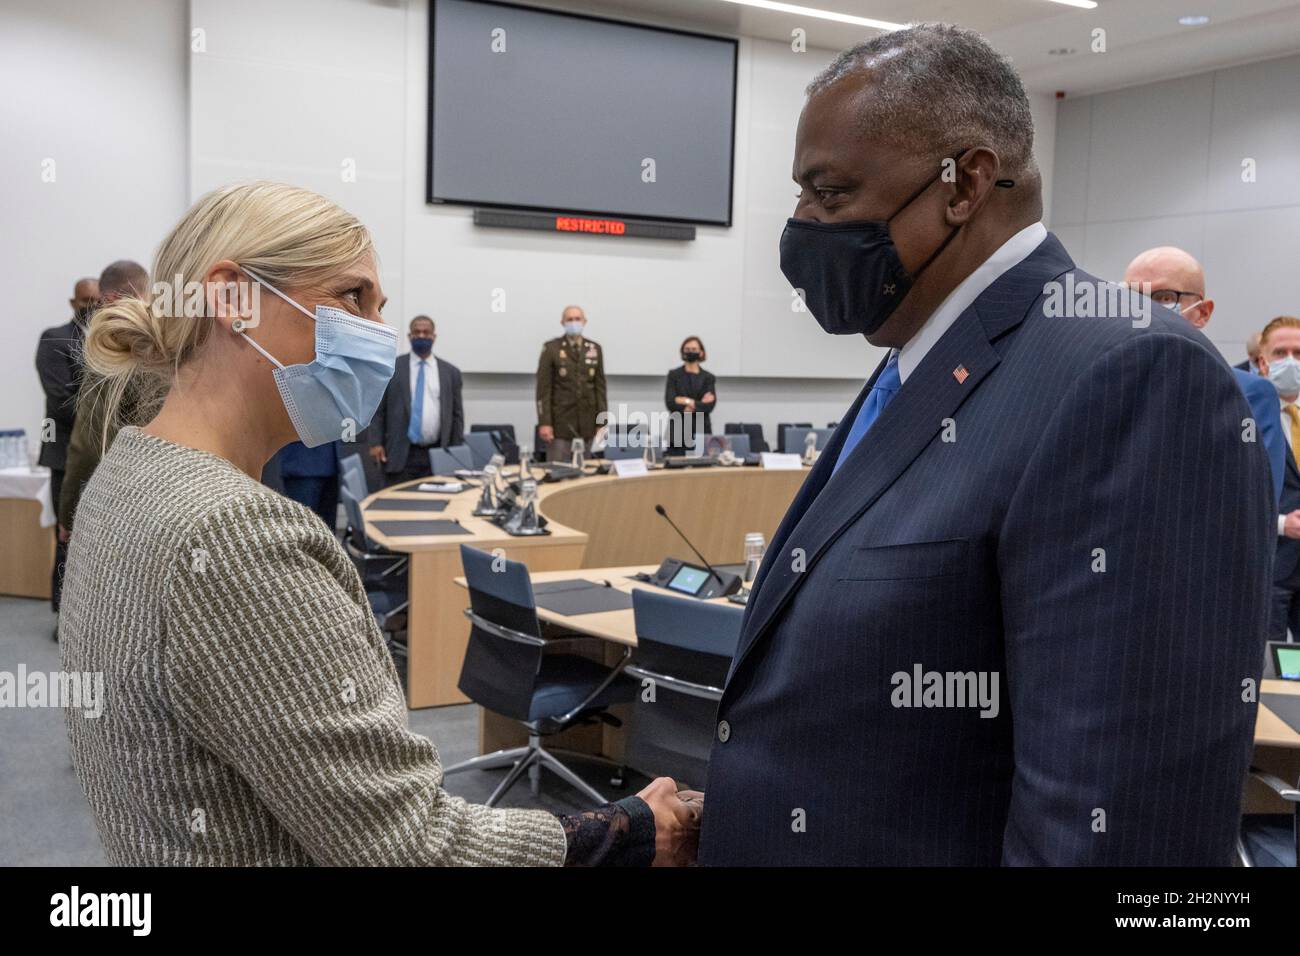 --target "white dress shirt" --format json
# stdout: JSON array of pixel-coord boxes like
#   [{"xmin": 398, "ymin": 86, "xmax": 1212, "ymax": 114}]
[
  {"xmin": 409, "ymin": 351, "xmax": 441, "ymax": 445},
  {"xmin": 896, "ymin": 221, "xmax": 1048, "ymax": 384}
]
